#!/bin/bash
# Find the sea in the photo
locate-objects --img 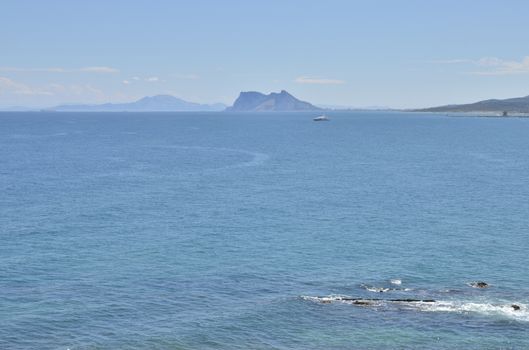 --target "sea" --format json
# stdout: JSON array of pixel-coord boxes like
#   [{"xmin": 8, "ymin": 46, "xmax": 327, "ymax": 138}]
[{"xmin": 1, "ymin": 111, "xmax": 529, "ymax": 349}]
